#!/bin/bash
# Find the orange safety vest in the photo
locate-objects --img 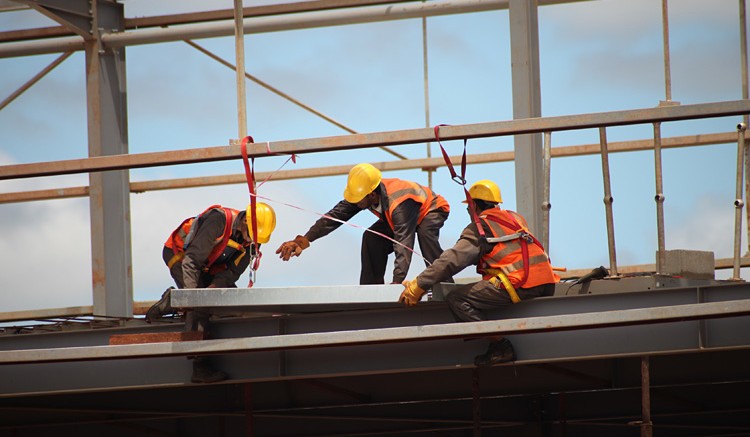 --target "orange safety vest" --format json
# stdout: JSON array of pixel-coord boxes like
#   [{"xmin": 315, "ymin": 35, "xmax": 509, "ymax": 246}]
[
  {"xmin": 476, "ymin": 208, "xmax": 559, "ymax": 289},
  {"xmin": 369, "ymin": 178, "xmax": 450, "ymax": 229},
  {"xmin": 164, "ymin": 205, "xmax": 247, "ymax": 273}
]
